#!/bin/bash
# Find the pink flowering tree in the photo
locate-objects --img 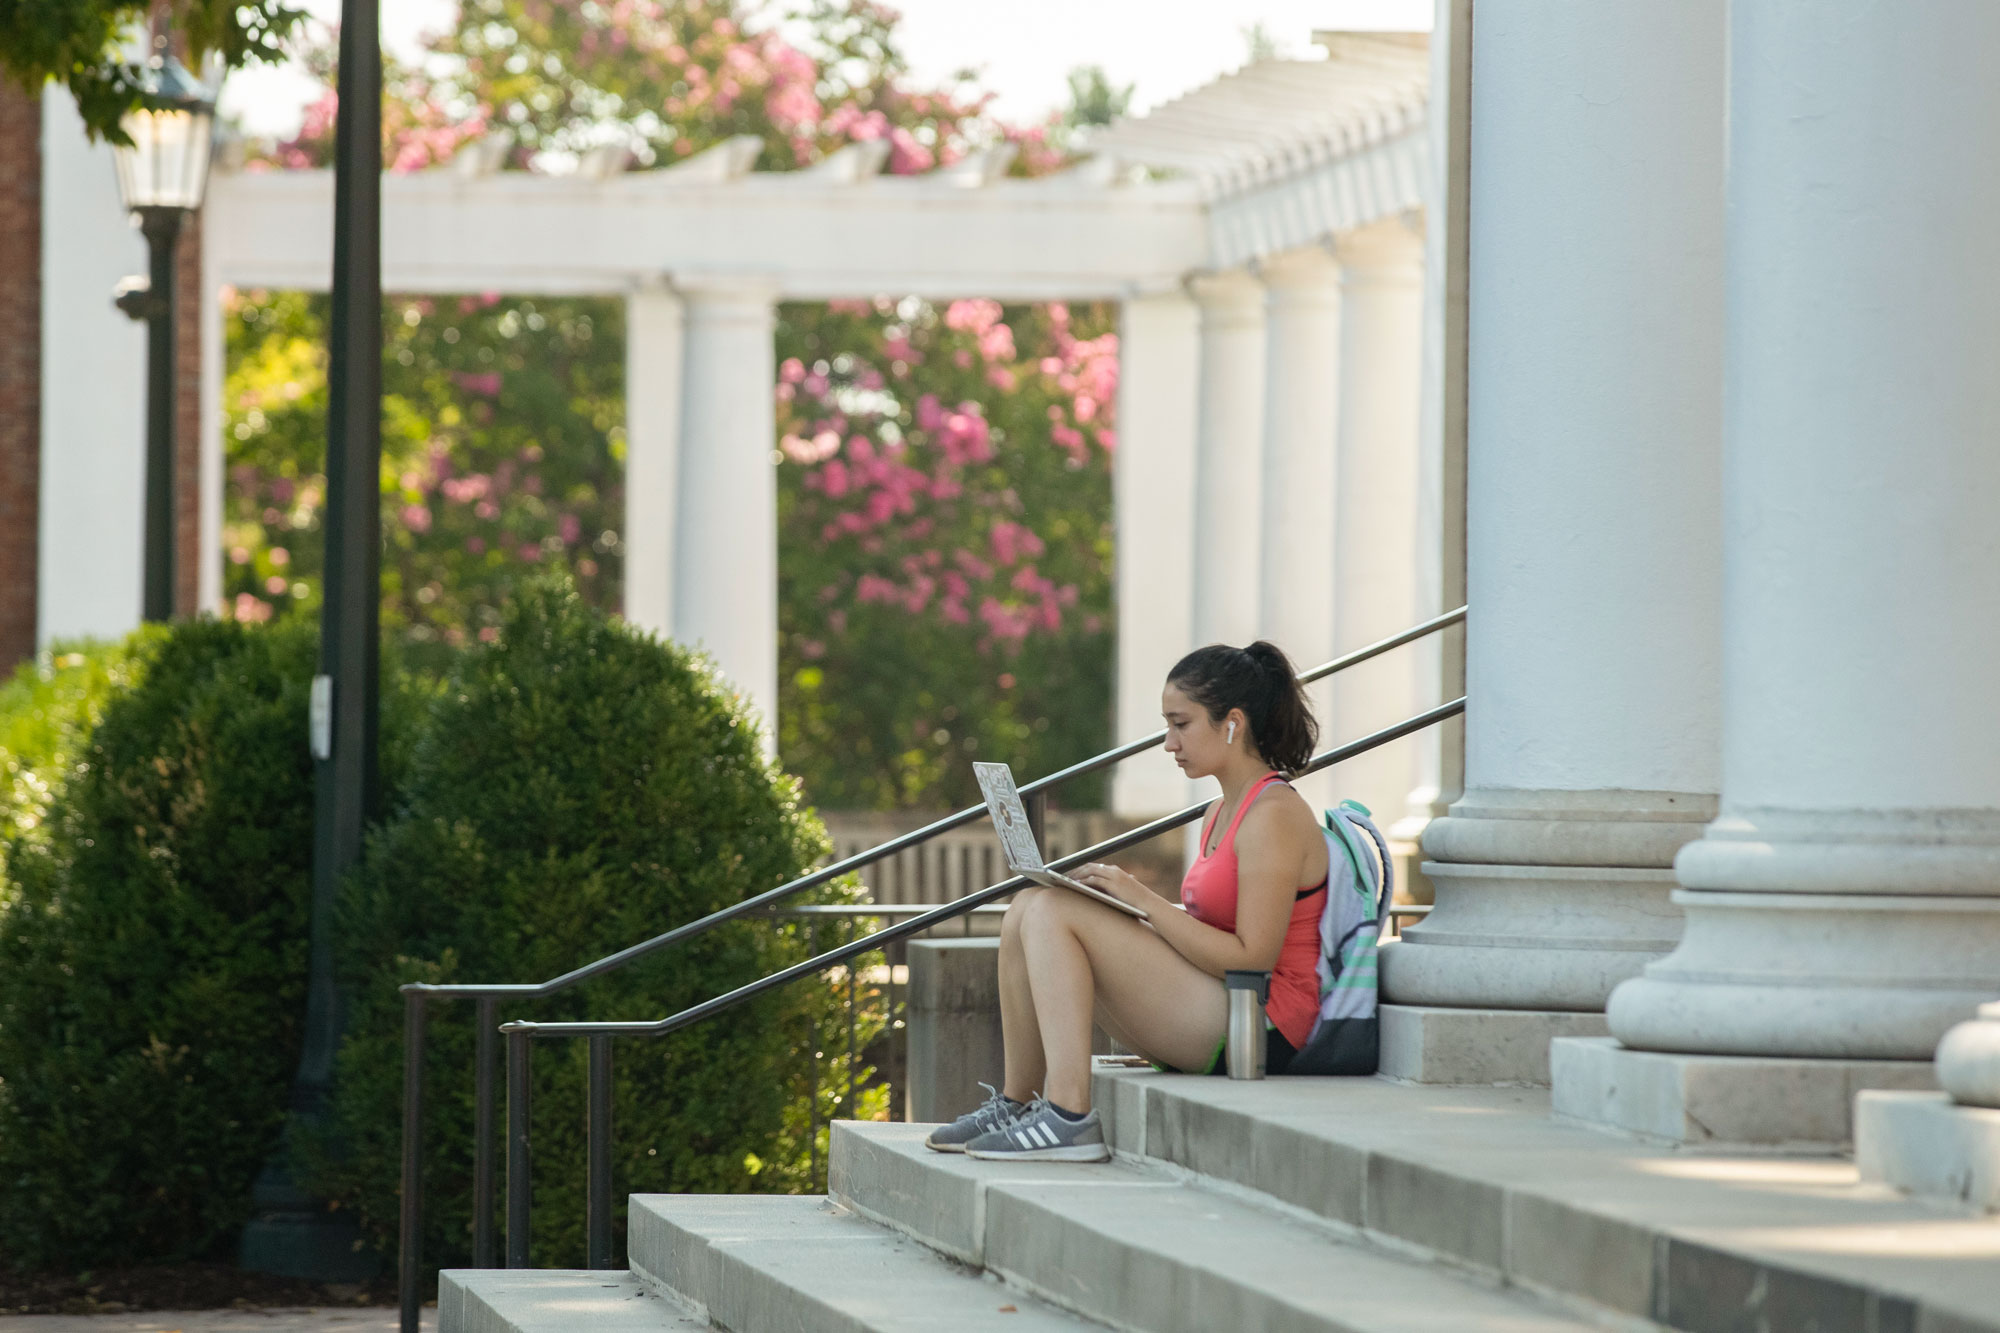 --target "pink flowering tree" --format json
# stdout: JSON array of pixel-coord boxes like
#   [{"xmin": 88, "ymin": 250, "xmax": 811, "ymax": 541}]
[
  {"xmin": 775, "ymin": 298, "xmax": 1117, "ymax": 807},
  {"xmin": 224, "ymin": 0, "xmax": 1115, "ymax": 806}
]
